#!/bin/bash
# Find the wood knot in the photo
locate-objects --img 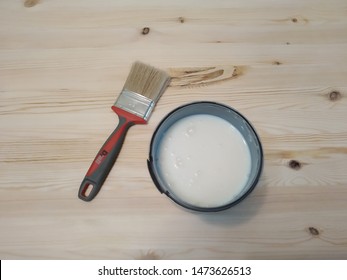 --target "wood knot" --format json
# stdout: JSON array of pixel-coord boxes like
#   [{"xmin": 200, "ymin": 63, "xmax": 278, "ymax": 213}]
[
  {"xmin": 291, "ymin": 18, "xmax": 298, "ymax": 23},
  {"xmin": 141, "ymin": 27, "xmax": 150, "ymax": 35},
  {"xmin": 178, "ymin": 17, "xmax": 185, "ymax": 23},
  {"xmin": 273, "ymin": 61, "xmax": 282, "ymax": 65},
  {"xmin": 168, "ymin": 65, "xmax": 242, "ymax": 88},
  {"xmin": 328, "ymin": 90, "xmax": 342, "ymax": 101},
  {"xmin": 288, "ymin": 160, "xmax": 301, "ymax": 170},
  {"xmin": 286, "ymin": 42, "xmax": 291, "ymax": 45},
  {"xmin": 136, "ymin": 250, "xmax": 161, "ymax": 260},
  {"xmin": 308, "ymin": 227, "xmax": 320, "ymax": 236},
  {"xmin": 24, "ymin": 0, "xmax": 40, "ymax": 7}
]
